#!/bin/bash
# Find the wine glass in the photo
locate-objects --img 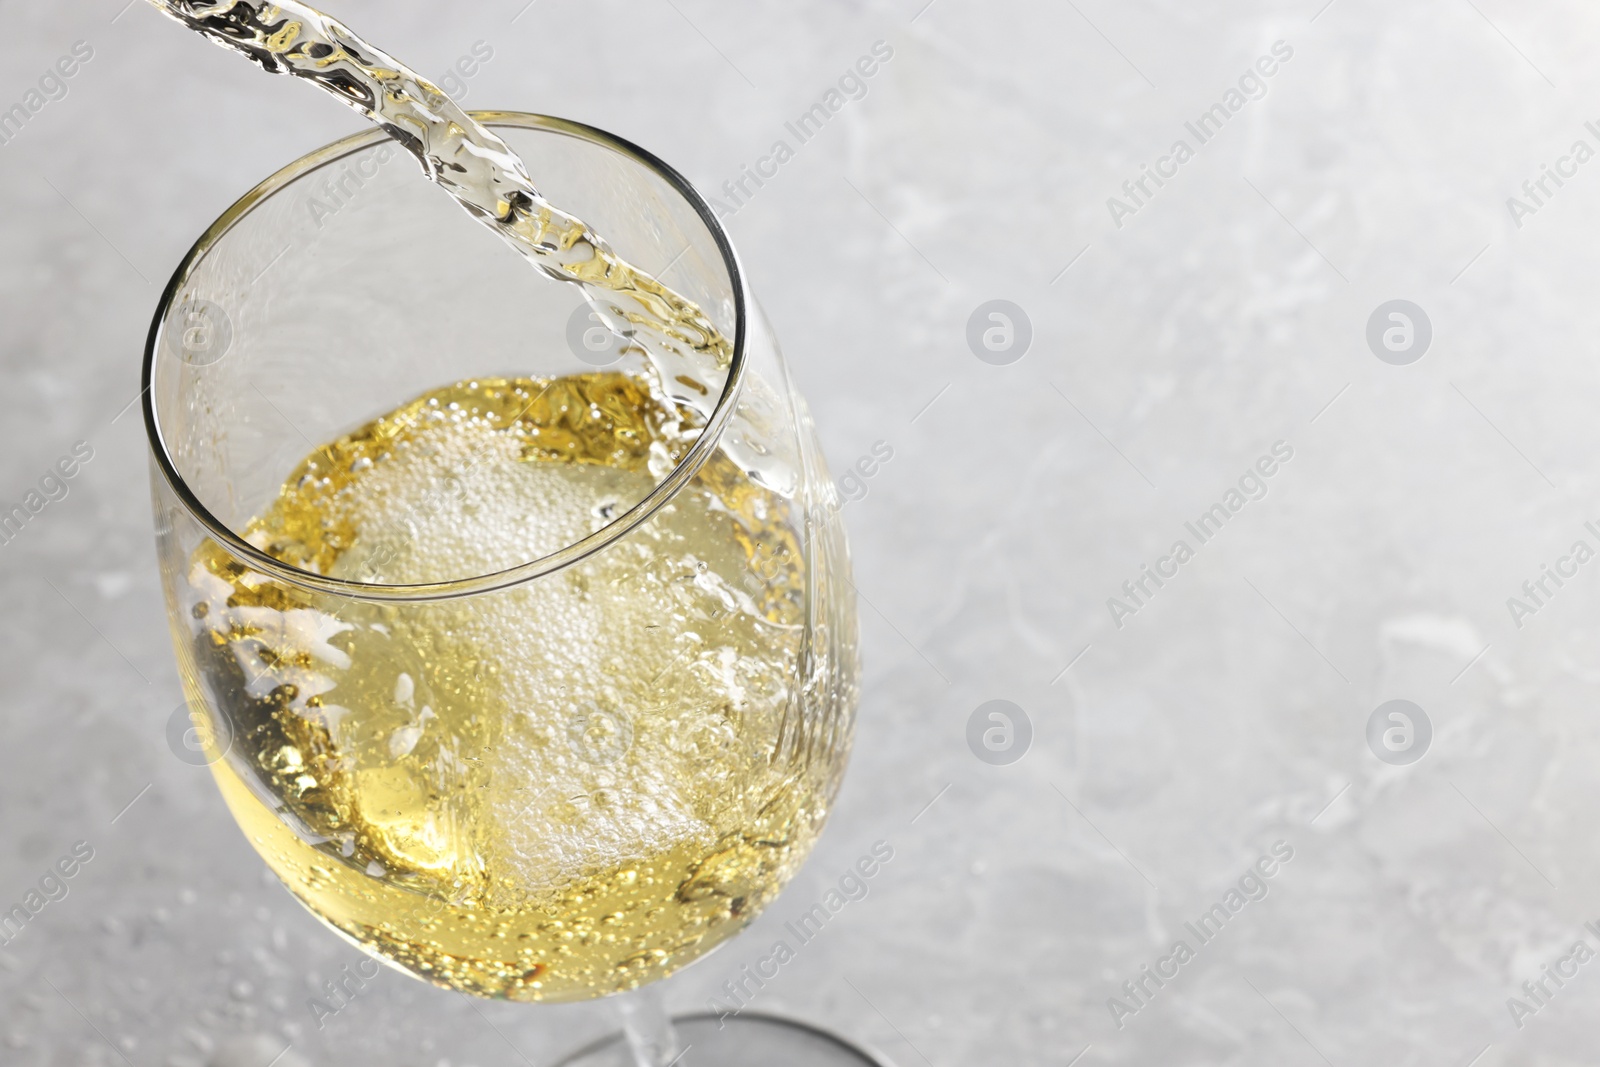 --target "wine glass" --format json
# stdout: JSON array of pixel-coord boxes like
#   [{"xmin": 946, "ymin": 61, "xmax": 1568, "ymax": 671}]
[{"xmin": 144, "ymin": 113, "xmax": 880, "ymax": 1065}]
